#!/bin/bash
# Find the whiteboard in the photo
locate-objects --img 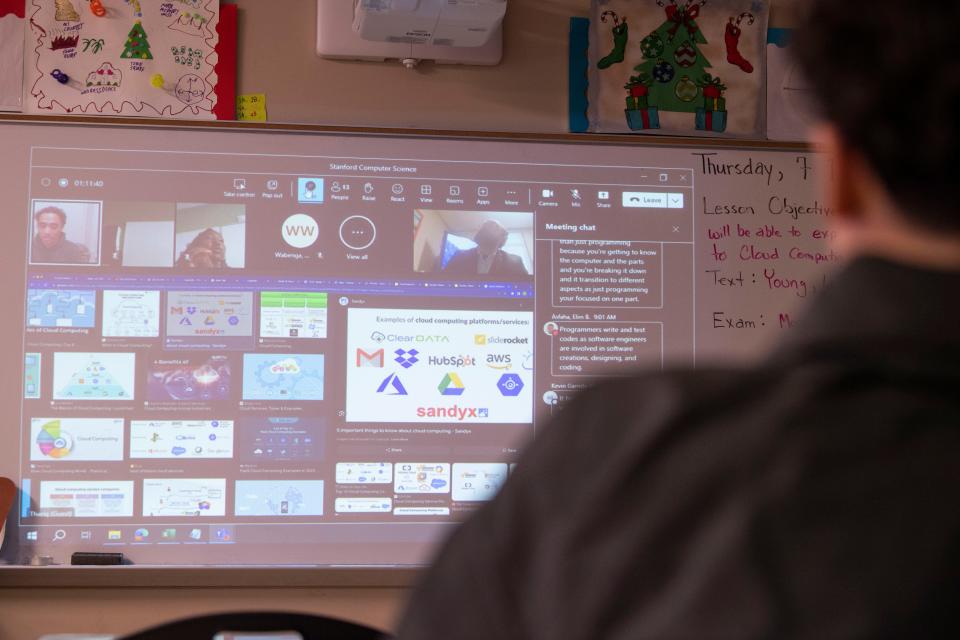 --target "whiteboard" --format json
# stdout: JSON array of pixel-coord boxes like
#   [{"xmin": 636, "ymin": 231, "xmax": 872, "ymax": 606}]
[{"xmin": 0, "ymin": 119, "xmax": 832, "ymax": 572}]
